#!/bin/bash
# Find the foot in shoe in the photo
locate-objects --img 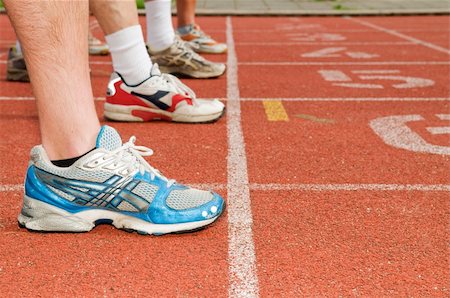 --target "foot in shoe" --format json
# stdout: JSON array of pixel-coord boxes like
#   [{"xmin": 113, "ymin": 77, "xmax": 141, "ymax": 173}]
[
  {"xmin": 147, "ymin": 36, "xmax": 226, "ymax": 79},
  {"xmin": 104, "ymin": 64, "xmax": 225, "ymax": 123},
  {"xmin": 19, "ymin": 125, "xmax": 225, "ymax": 235}
]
